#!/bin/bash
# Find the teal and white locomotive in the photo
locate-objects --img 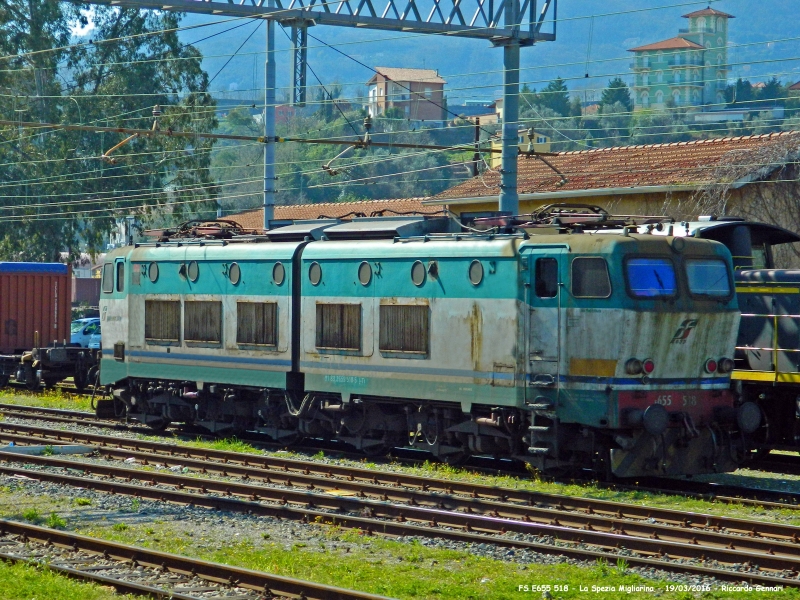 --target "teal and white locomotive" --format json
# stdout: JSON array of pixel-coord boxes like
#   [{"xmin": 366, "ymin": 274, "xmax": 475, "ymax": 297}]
[{"xmin": 98, "ymin": 212, "xmax": 757, "ymax": 477}]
